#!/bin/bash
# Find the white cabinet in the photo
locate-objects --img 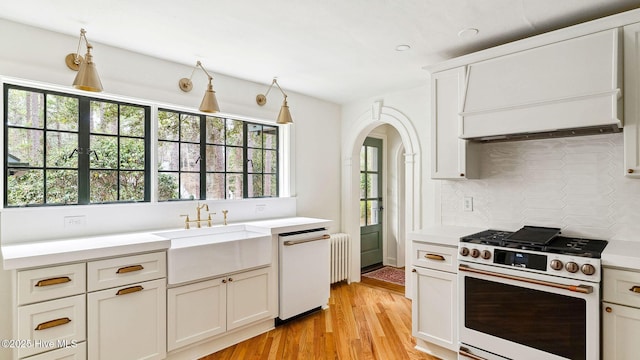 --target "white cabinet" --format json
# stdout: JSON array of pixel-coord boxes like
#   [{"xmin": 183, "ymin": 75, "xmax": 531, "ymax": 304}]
[
  {"xmin": 411, "ymin": 241, "xmax": 458, "ymax": 360},
  {"xmin": 87, "ymin": 252, "xmax": 166, "ymax": 360},
  {"xmin": 430, "ymin": 66, "xmax": 479, "ymax": 179},
  {"xmin": 412, "ymin": 267, "xmax": 457, "ymax": 348},
  {"xmin": 167, "ymin": 266, "xmax": 274, "ymax": 351},
  {"xmin": 602, "ymin": 267, "xmax": 640, "ymax": 359},
  {"xmin": 15, "ymin": 264, "xmax": 87, "ymax": 359},
  {"xmin": 25, "ymin": 342, "xmax": 87, "ymax": 360},
  {"xmin": 624, "ymin": 22, "xmax": 640, "ymax": 177}
]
